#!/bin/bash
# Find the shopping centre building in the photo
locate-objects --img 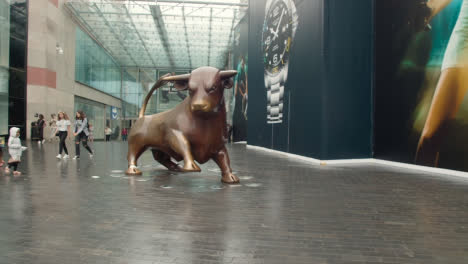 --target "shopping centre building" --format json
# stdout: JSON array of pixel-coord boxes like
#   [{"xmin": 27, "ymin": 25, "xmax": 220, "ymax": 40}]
[
  {"xmin": 2, "ymin": 0, "xmax": 468, "ymax": 263},
  {"xmin": 1, "ymin": 0, "xmax": 241, "ymax": 141}
]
